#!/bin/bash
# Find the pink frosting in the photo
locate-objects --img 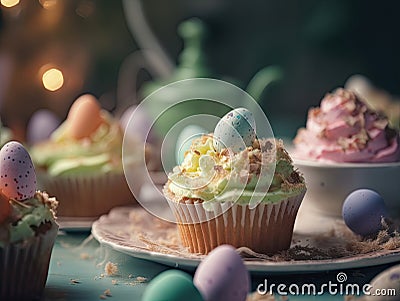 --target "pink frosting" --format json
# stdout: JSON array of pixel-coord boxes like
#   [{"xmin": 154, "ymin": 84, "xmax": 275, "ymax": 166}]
[{"xmin": 294, "ymin": 88, "xmax": 400, "ymax": 163}]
